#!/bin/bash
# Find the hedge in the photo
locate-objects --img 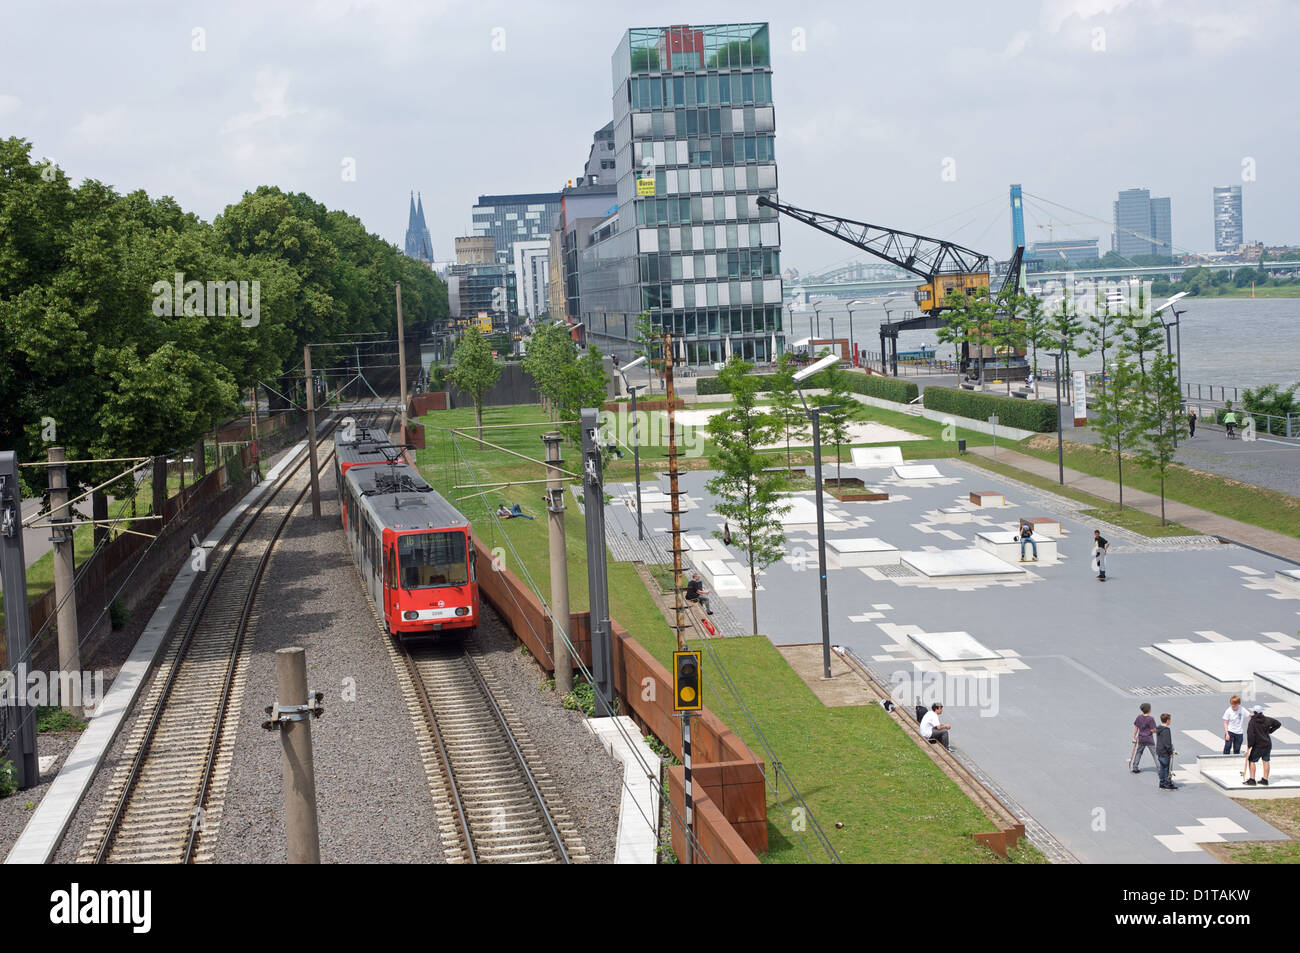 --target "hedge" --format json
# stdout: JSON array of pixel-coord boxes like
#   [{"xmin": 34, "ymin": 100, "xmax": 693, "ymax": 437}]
[
  {"xmin": 922, "ymin": 386, "xmax": 1059, "ymax": 433},
  {"xmin": 697, "ymin": 370, "xmax": 918, "ymax": 404}
]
